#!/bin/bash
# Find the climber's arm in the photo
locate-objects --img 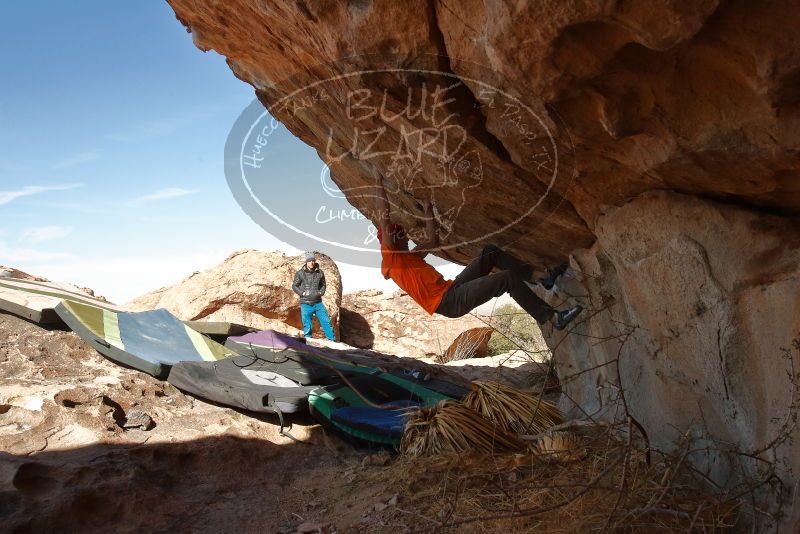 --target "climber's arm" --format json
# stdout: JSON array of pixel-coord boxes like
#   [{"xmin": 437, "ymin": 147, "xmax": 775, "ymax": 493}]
[
  {"xmin": 372, "ymin": 167, "xmax": 395, "ymax": 250},
  {"xmin": 411, "ymin": 198, "xmax": 439, "ymax": 259}
]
